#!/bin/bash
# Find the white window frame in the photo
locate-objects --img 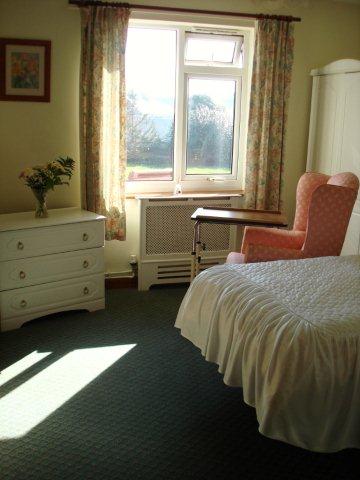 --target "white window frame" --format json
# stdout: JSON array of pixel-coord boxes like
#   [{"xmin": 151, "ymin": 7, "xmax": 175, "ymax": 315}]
[{"xmin": 126, "ymin": 16, "xmax": 254, "ymax": 195}]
